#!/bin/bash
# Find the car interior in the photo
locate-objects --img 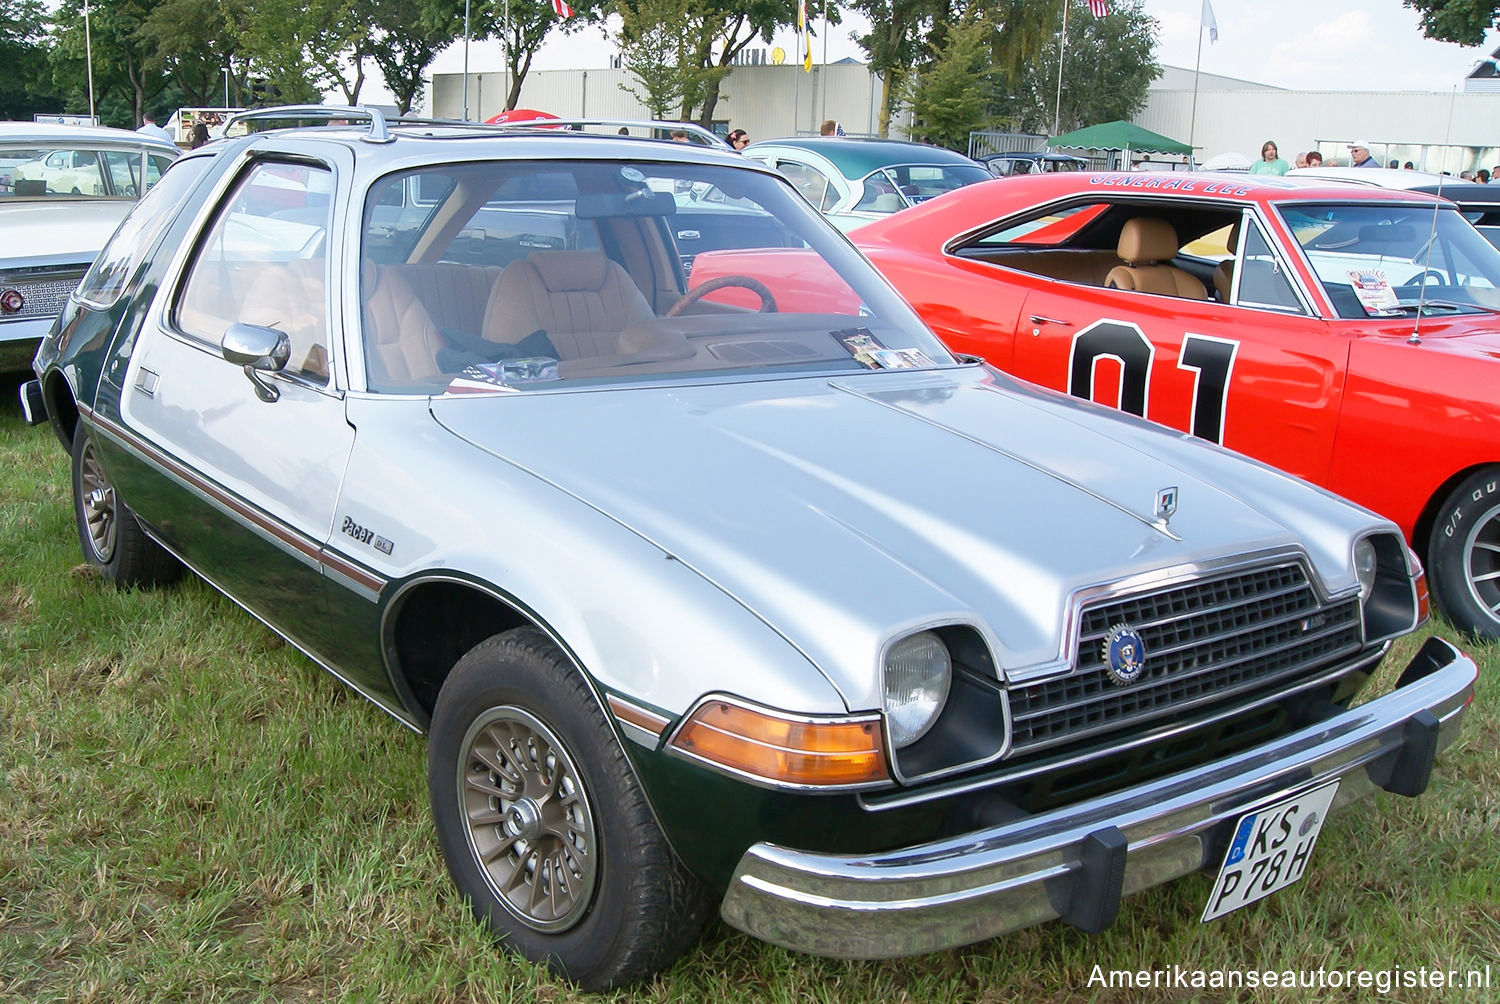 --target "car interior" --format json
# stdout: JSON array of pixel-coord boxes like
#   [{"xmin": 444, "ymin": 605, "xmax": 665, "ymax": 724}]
[
  {"xmin": 951, "ymin": 199, "xmax": 1246, "ymax": 302},
  {"xmin": 351, "ymin": 160, "xmax": 942, "ymax": 393}
]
